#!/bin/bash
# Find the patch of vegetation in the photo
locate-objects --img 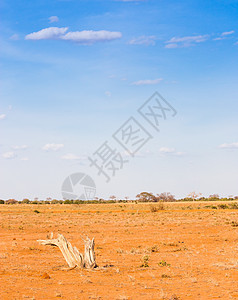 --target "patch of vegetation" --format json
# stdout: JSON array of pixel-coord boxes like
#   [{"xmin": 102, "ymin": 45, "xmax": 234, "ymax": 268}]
[
  {"xmin": 161, "ymin": 274, "xmax": 171, "ymax": 278},
  {"xmin": 218, "ymin": 204, "xmax": 228, "ymax": 209},
  {"xmin": 231, "ymin": 221, "xmax": 238, "ymax": 227},
  {"xmin": 150, "ymin": 245, "xmax": 159, "ymax": 252},
  {"xmin": 140, "ymin": 255, "xmax": 149, "ymax": 267},
  {"xmin": 229, "ymin": 203, "xmax": 238, "ymax": 209},
  {"xmin": 158, "ymin": 260, "xmax": 171, "ymax": 267}
]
